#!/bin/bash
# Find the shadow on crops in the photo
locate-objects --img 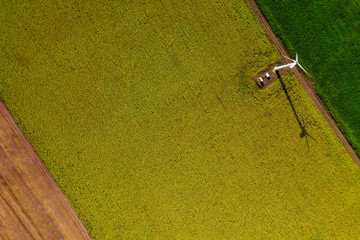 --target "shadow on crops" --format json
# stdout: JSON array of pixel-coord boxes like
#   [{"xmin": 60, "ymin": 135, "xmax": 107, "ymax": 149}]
[{"xmin": 275, "ymin": 71, "xmax": 317, "ymax": 150}]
